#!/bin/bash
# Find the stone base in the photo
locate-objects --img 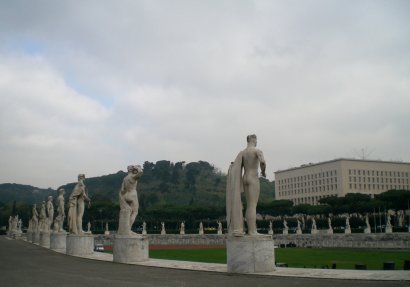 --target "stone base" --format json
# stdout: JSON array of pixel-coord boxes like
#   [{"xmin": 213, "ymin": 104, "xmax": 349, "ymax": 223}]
[
  {"xmin": 268, "ymin": 230, "xmax": 273, "ymax": 235},
  {"xmin": 282, "ymin": 230, "xmax": 288, "ymax": 235},
  {"xmin": 40, "ymin": 232, "xmax": 51, "ymax": 248},
  {"xmin": 345, "ymin": 228, "xmax": 351, "ymax": 234},
  {"xmin": 227, "ymin": 235, "xmax": 275, "ymax": 273},
  {"xmin": 327, "ymin": 229, "xmax": 334, "ymax": 235},
  {"xmin": 33, "ymin": 232, "xmax": 40, "ymax": 244},
  {"xmin": 26, "ymin": 231, "xmax": 33, "ymax": 242},
  {"xmin": 364, "ymin": 228, "xmax": 371, "ymax": 234},
  {"xmin": 311, "ymin": 229, "xmax": 318, "ymax": 235},
  {"xmin": 217, "ymin": 231, "xmax": 222, "ymax": 235},
  {"xmin": 296, "ymin": 229, "xmax": 302, "ymax": 235},
  {"xmin": 50, "ymin": 232, "xmax": 67, "ymax": 251},
  {"xmin": 113, "ymin": 235, "xmax": 149, "ymax": 263},
  {"xmin": 66, "ymin": 234, "xmax": 94, "ymax": 256},
  {"xmin": 385, "ymin": 226, "xmax": 392, "ymax": 234}
]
